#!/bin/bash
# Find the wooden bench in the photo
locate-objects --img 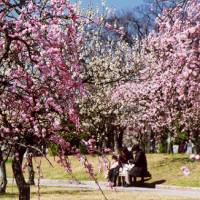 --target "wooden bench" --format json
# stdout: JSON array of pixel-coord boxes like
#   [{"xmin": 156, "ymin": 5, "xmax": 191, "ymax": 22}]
[{"xmin": 117, "ymin": 170, "xmax": 152, "ymax": 186}]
